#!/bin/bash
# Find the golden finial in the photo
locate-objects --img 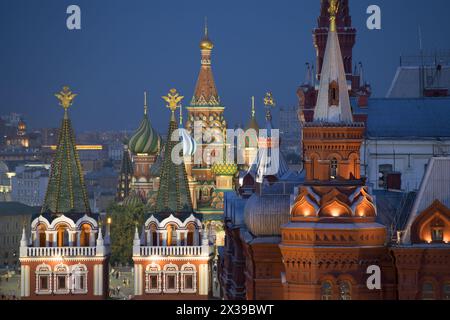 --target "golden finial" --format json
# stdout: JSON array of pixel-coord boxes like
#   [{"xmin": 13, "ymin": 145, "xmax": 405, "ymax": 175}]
[
  {"xmin": 162, "ymin": 88, "xmax": 184, "ymax": 114},
  {"xmin": 200, "ymin": 17, "xmax": 214, "ymax": 50},
  {"xmin": 328, "ymin": 0, "xmax": 339, "ymax": 32},
  {"xmin": 179, "ymin": 103, "xmax": 183, "ymax": 126},
  {"xmin": 204, "ymin": 16, "xmax": 208, "ymax": 38},
  {"xmin": 55, "ymin": 86, "xmax": 77, "ymax": 111},
  {"xmin": 263, "ymin": 92, "xmax": 275, "ymax": 107},
  {"xmin": 144, "ymin": 91, "xmax": 148, "ymax": 115},
  {"xmin": 251, "ymin": 96, "xmax": 255, "ymax": 117}
]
